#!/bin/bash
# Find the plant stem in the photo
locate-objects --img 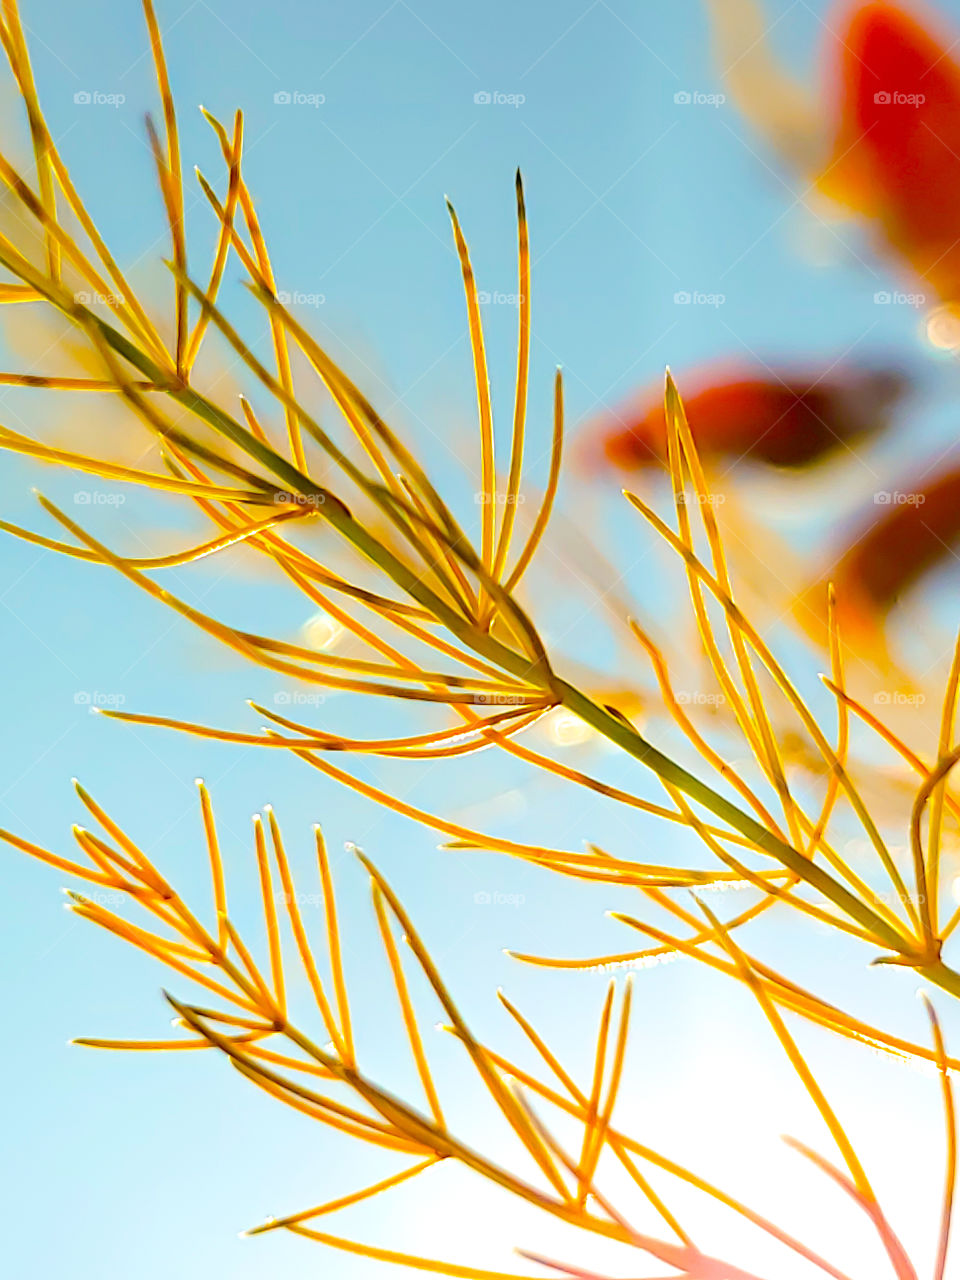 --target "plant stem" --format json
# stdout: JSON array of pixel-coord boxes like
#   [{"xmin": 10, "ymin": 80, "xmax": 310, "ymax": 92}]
[
  {"xmin": 550, "ymin": 677, "xmax": 918, "ymax": 958},
  {"xmin": 919, "ymin": 959, "xmax": 960, "ymax": 1002},
  {"xmin": 84, "ymin": 314, "xmax": 960, "ymax": 984}
]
